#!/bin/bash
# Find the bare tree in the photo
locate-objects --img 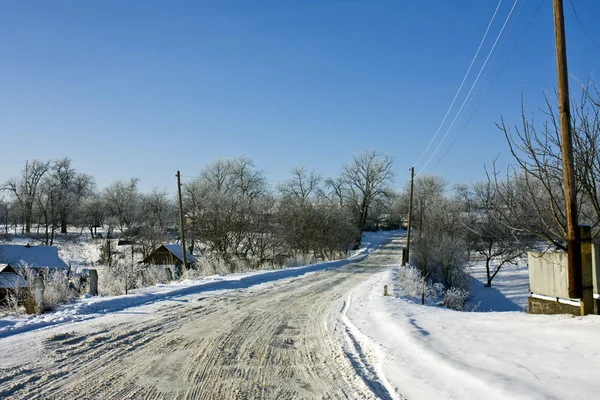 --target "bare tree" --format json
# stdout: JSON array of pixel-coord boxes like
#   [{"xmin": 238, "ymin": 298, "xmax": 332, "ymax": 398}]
[
  {"xmin": 339, "ymin": 150, "xmax": 395, "ymax": 232},
  {"xmin": 278, "ymin": 167, "xmax": 322, "ymax": 202},
  {"xmin": 3, "ymin": 159, "xmax": 51, "ymax": 233},
  {"xmin": 183, "ymin": 157, "xmax": 268, "ymax": 262},
  {"xmin": 459, "ymin": 182, "xmax": 530, "ymax": 287},
  {"xmin": 35, "ymin": 178, "xmax": 61, "ymax": 245},
  {"xmin": 495, "ymin": 83, "xmax": 600, "ymax": 249},
  {"xmin": 139, "ymin": 189, "xmax": 177, "ymax": 256},
  {"xmin": 46, "ymin": 158, "xmax": 96, "ymax": 234},
  {"xmin": 103, "ymin": 178, "xmax": 141, "ymax": 234}
]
